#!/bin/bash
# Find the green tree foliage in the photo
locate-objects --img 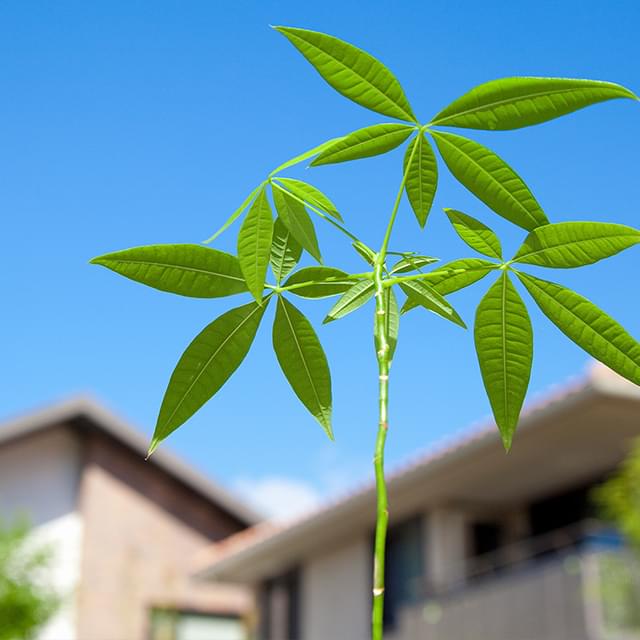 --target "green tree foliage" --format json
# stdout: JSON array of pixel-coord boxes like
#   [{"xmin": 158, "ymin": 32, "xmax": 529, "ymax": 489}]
[
  {"xmin": 594, "ymin": 439, "xmax": 640, "ymax": 548},
  {"xmin": 0, "ymin": 518, "xmax": 58, "ymax": 640}
]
